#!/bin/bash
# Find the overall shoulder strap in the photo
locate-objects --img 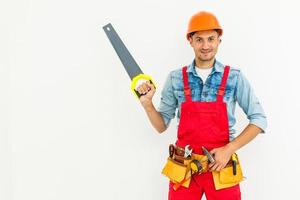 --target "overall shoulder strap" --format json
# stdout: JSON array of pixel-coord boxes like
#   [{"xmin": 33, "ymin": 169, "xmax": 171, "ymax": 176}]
[
  {"xmin": 182, "ymin": 66, "xmax": 192, "ymax": 102},
  {"xmin": 216, "ymin": 65, "xmax": 230, "ymax": 102}
]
